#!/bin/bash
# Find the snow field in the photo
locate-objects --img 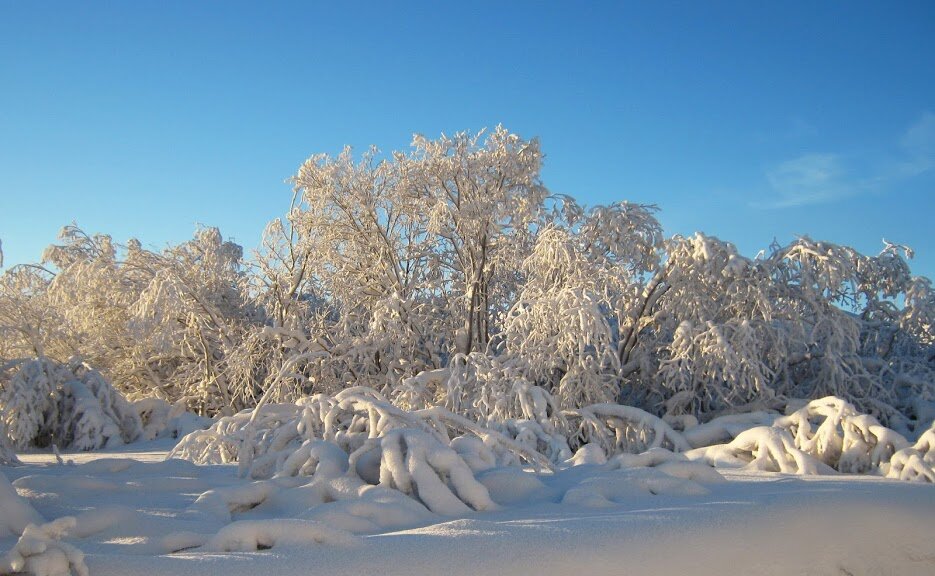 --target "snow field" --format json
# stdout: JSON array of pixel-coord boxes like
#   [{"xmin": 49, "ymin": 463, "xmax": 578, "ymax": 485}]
[{"xmin": 3, "ymin": 449, "xmax": 935, "ymax": 576}]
